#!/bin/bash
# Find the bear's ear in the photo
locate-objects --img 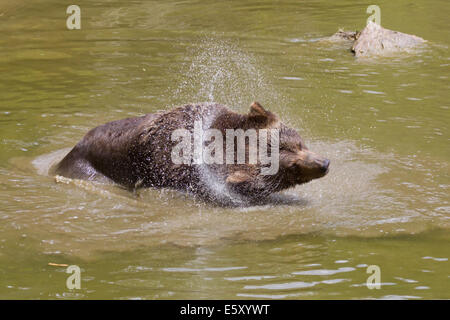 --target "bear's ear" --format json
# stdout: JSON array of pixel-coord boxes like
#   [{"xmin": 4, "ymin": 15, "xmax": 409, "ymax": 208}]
[
  {"xmin": 248, "ymin": 102, "xmax": 279, "ymax": 128},
  {"xmin": 249, "ymin": 101, "xmax": 267, "ymax": 117}
]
